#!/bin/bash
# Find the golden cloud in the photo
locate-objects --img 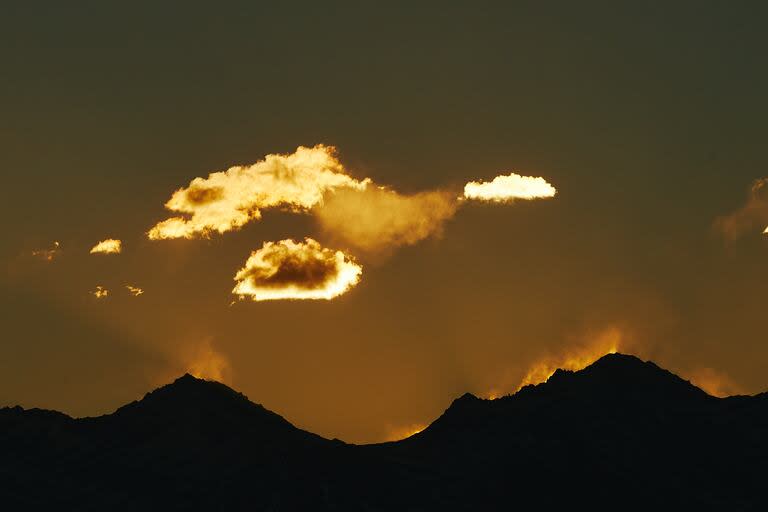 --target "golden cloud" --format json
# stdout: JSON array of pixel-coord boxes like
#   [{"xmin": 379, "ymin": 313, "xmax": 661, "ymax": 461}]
[
  {"xmin": 32, "ymin": 241, "xmax": 61, "ymax": 262},
  {"xmin": 90, "ymin": 238, "xmax": 122, "ymax": 254},
  {"xmin": 714, "ymin": 178, "xmax": 768, "ymax": 240},
  {"xmin": 92, "ymin": 285, "xmax": 109, "ymax": 299},
  {"xmin": 126, "ymin": 285, "xmax": 144, "ymax": 296},
  {"xmin": 148, "ymin": 145, "xmax": 369, "ymax": 239},
  {"xmin": 232, "ymin": 238, "xmax": 362, "ymax": 301},
  {"xmin": 314, "ymin": 187, "xmax": 459, "ymax": 253},
  {"xmin": 149, "ymin": 145, "xmax": 559, "ymax": 250},
  {"xmin": 463, "ymin": 172, "xmax": 557, "ymax": 202}
]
